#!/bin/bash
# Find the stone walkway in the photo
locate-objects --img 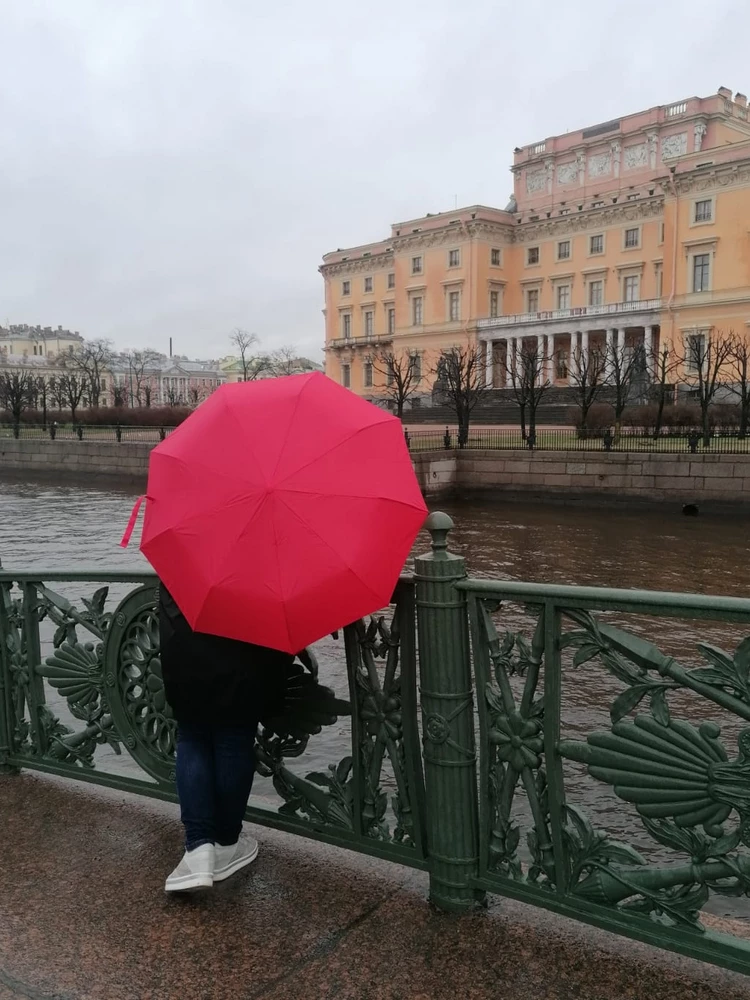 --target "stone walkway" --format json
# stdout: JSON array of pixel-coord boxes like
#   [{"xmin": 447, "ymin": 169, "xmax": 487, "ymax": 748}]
[{"xmin": 2, "ymin": 772, "xmax": 749, "ymax": 1000}]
